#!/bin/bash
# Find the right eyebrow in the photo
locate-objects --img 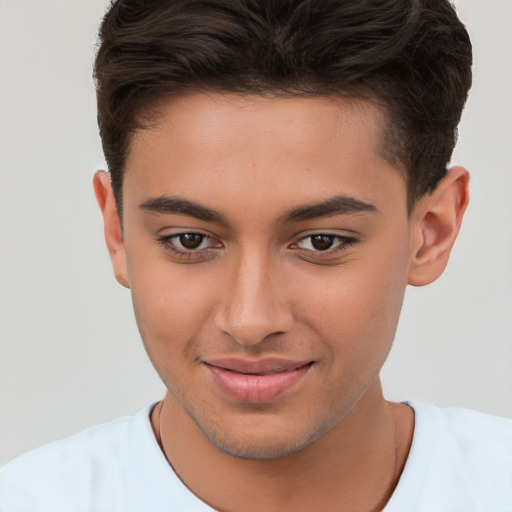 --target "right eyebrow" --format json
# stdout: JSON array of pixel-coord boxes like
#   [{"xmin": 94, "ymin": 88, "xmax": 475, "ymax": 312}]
[{"xmin": 139, "ymin": 196, "xmax": 228, "ymax": 225}]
